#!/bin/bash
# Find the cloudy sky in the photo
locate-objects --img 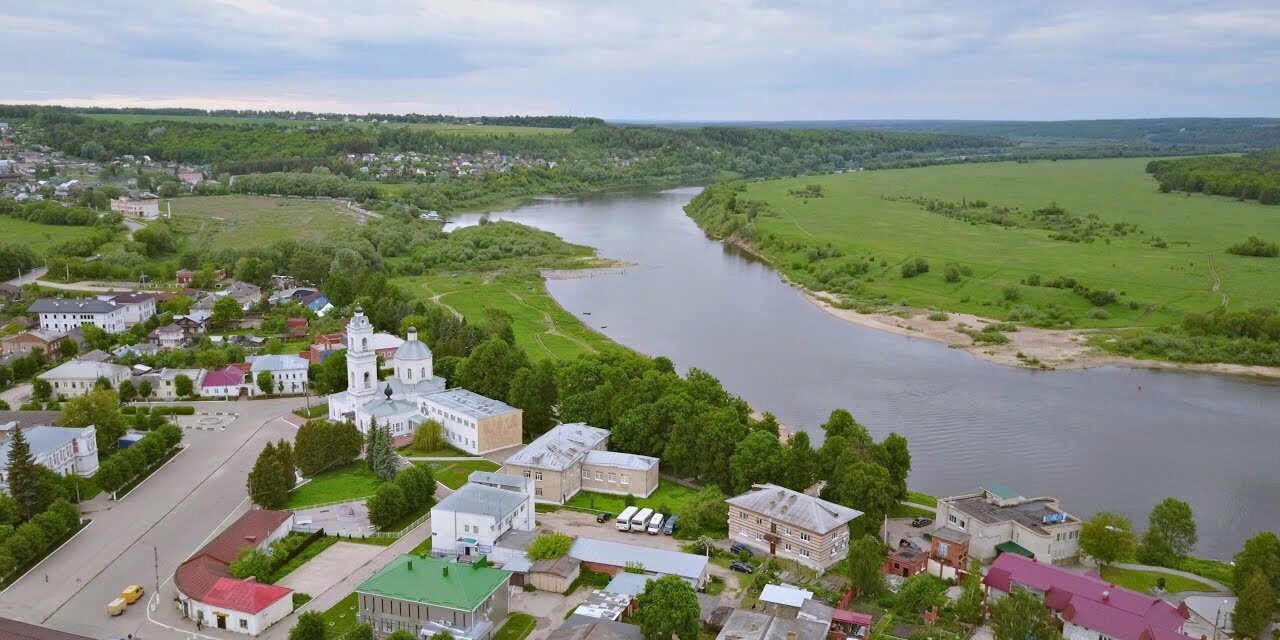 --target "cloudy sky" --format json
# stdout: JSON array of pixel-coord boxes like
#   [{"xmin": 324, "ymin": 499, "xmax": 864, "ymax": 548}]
[{"xmin": 2, "ymin": 1, "xmax": 1277, "ymax": 120}]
